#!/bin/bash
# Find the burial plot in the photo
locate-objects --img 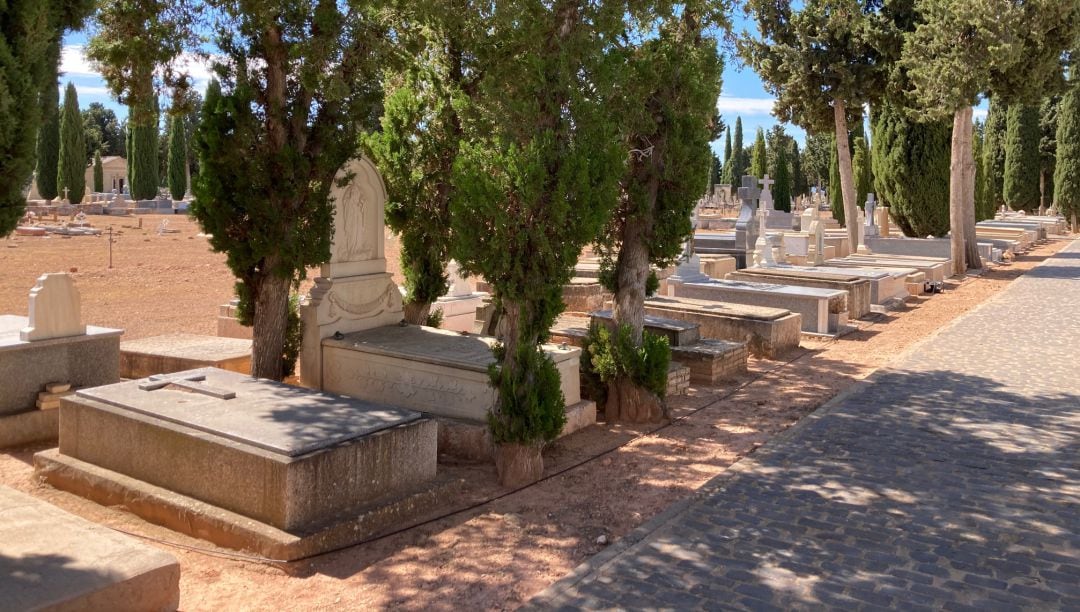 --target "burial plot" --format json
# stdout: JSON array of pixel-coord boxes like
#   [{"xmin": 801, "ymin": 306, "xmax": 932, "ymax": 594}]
[
  {"xmin": 0, "ymin": 485, "xmax": 180, "ymax": 611},
  {"xmin": 35, "ymin": 368, "xmax": 439, "ymax": 560},
  {"xmin": 301, "ymin": 157, "xmax": 595, "ymax": 461},
  {"xmin": 120, "ymin": 333, "xmax": 252, "ymax": 378},
  {"xmin": 643, "ymin": 296, "xmax": 801, "ymax": 358},
  {"xmin": 434, "ymin": 260, "xmax": 489, "ymax": 332},
  {"xmin": 0, "ymin": 274, "xmax": 121, "ymax": 448}
]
